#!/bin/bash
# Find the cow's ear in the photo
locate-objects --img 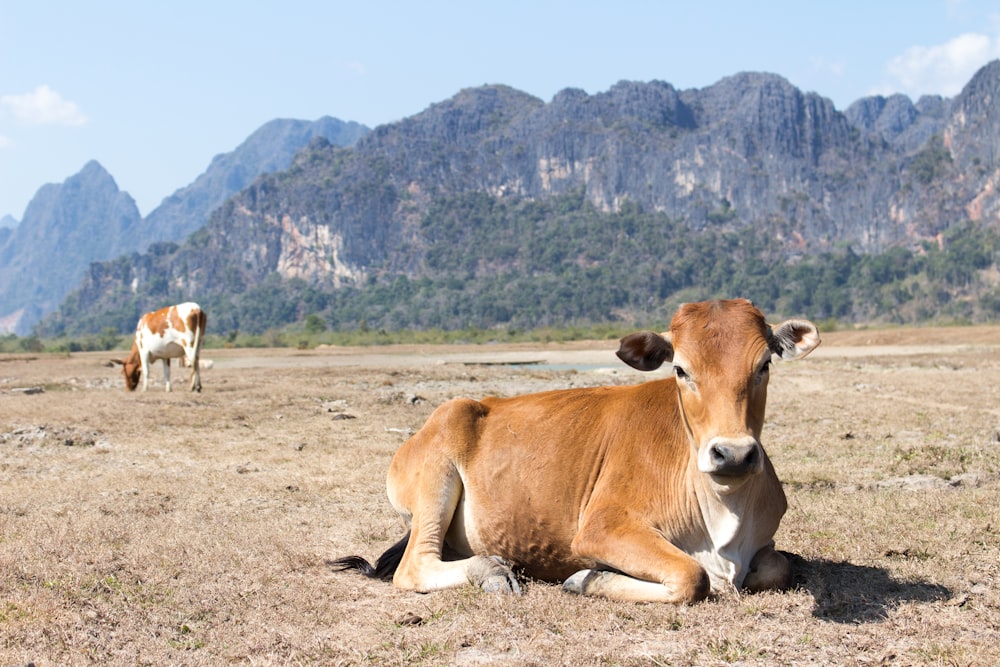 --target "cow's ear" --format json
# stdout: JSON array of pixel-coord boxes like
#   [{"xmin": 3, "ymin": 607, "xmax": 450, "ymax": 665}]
[
  {"xmin": 617, "ymin": 331, "xmax": 674, "ymax": 371},
  {"xmin": 769, "ymin": 320, "xmax": 821, "ymax": 360},
  {"xmin": 109, "ymin": 359, "xmax": 124, "ymax": 366}
]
